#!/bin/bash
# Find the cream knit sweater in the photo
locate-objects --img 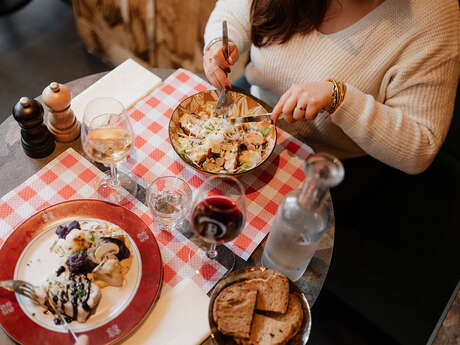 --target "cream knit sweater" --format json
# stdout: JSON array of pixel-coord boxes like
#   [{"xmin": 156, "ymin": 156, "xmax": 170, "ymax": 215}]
[{"xmin": 204, "ymin": 0, "xmax": 460, "ymax": 174}]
